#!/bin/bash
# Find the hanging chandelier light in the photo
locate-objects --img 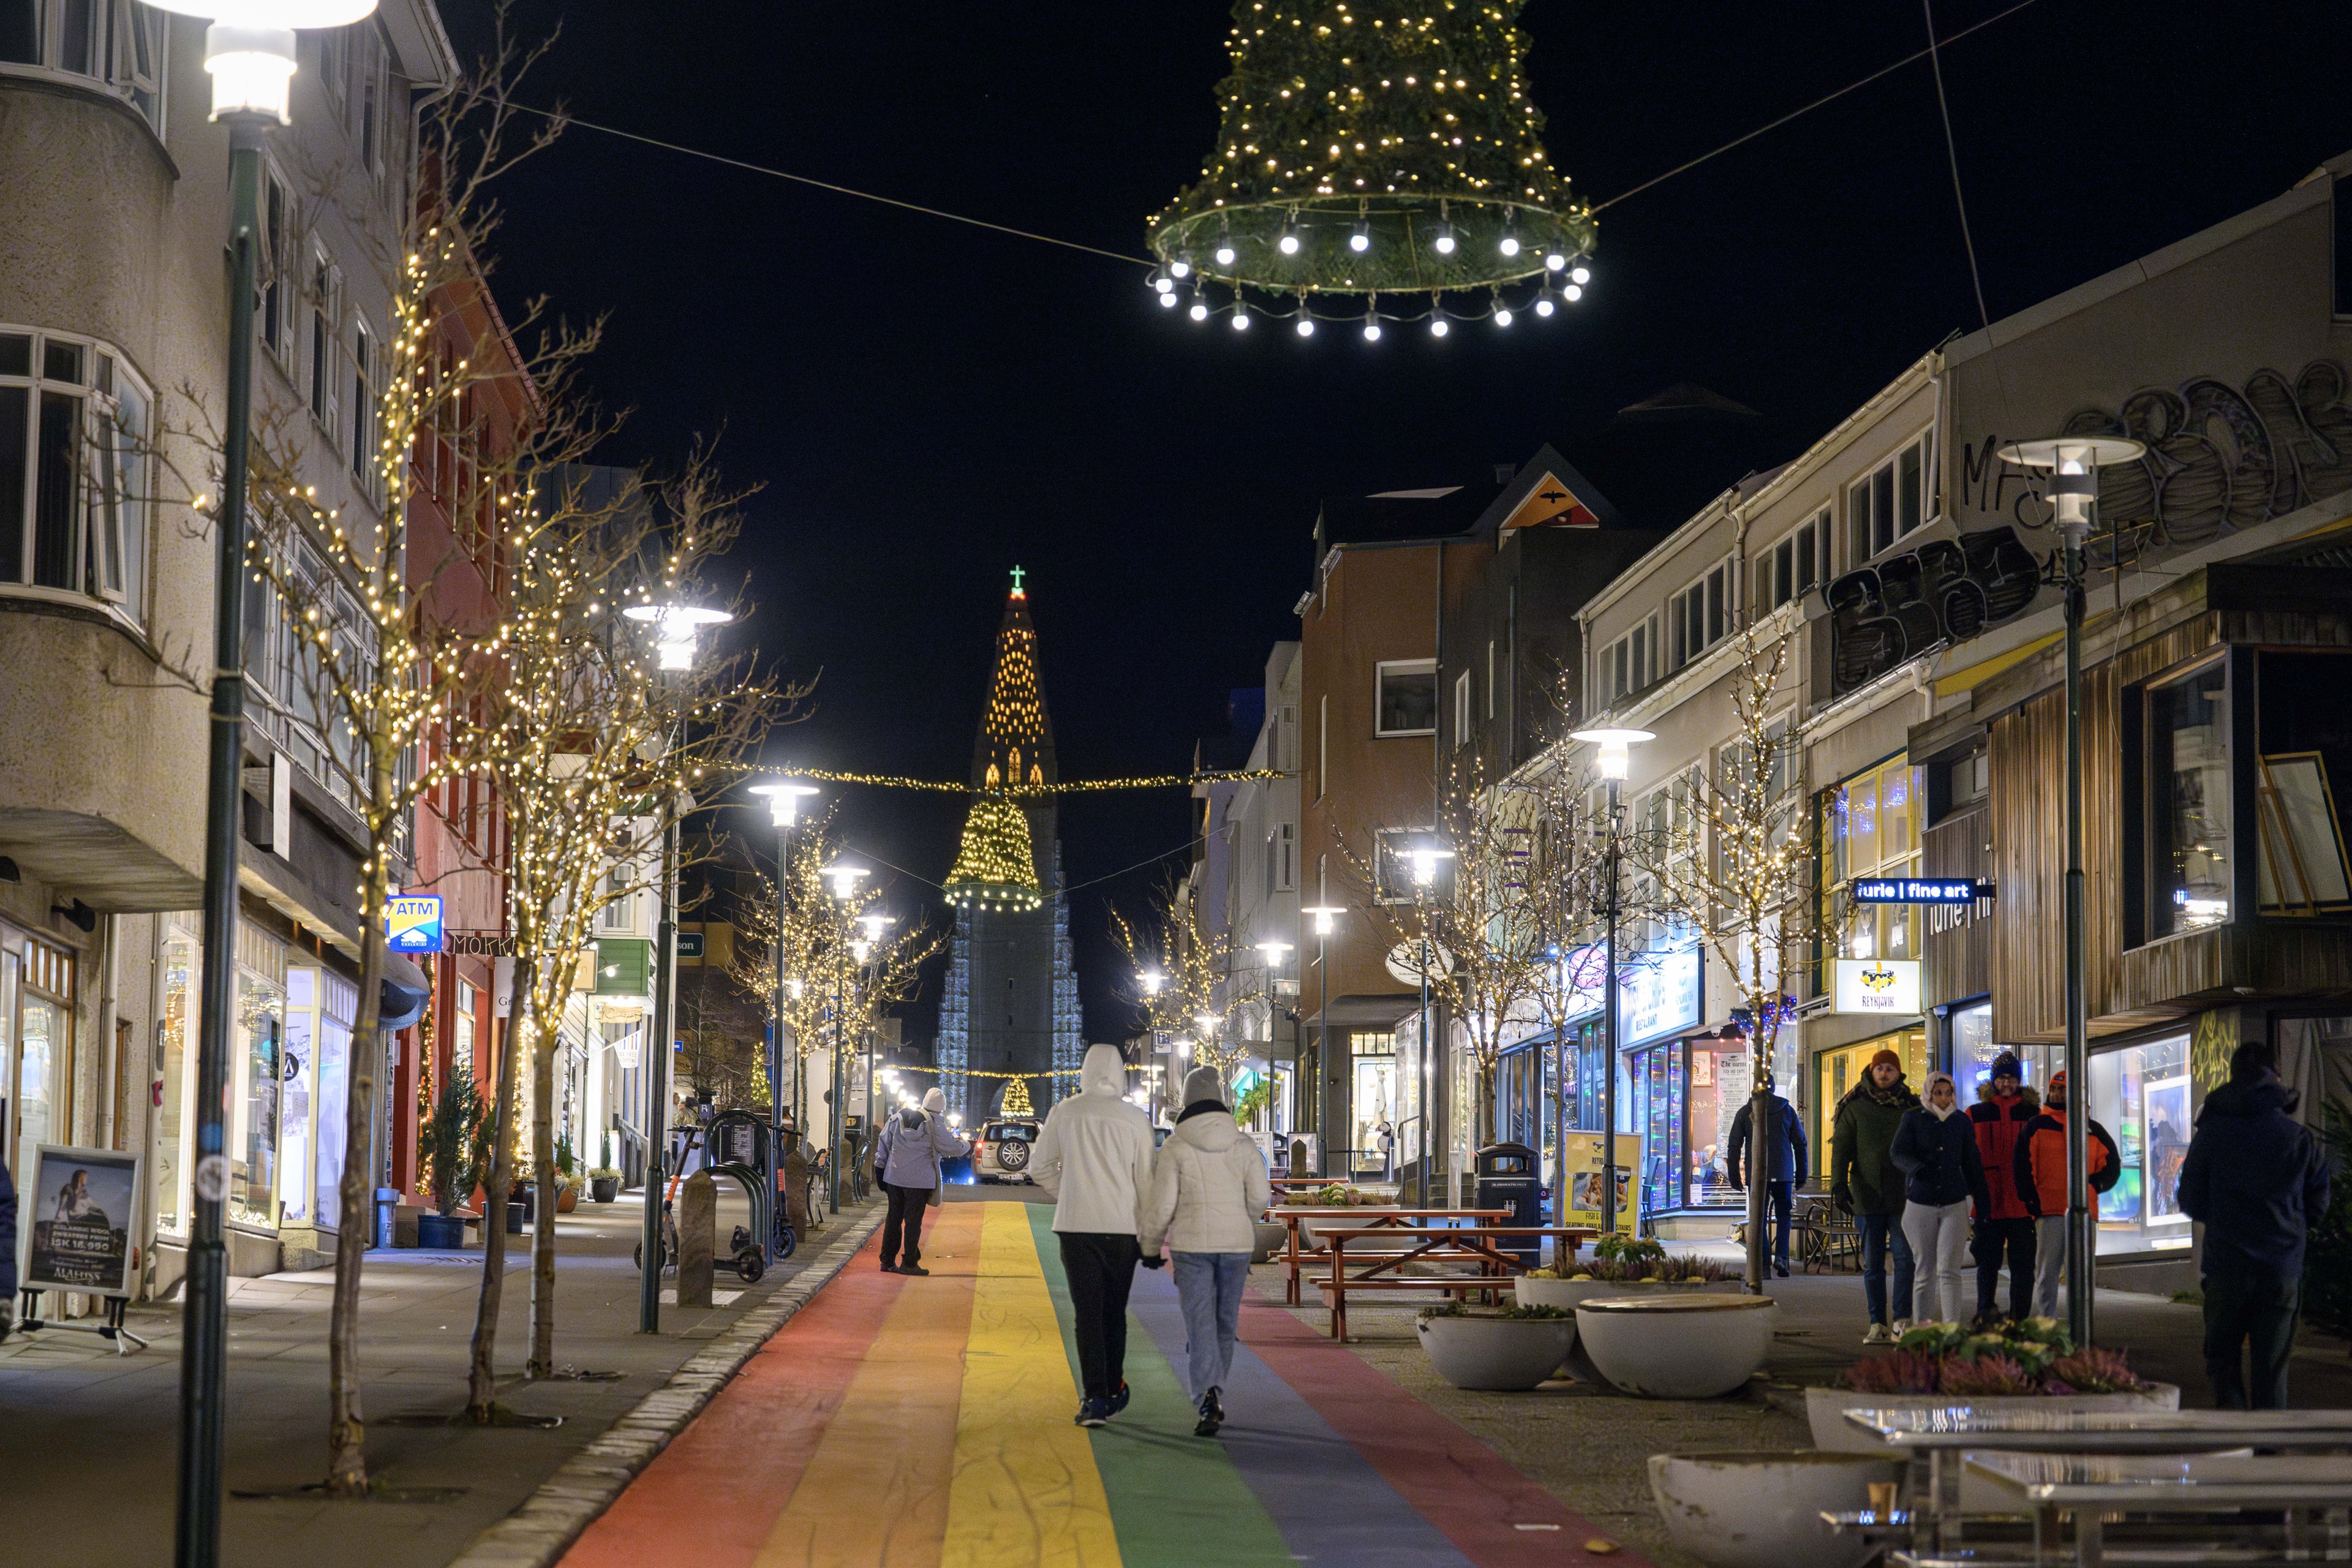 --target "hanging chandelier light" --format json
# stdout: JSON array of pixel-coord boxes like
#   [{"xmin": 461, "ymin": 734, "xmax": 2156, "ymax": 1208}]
[{"xmin": 1149, "ymin": 0, "xmax": 1596, "ymax": 337}]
